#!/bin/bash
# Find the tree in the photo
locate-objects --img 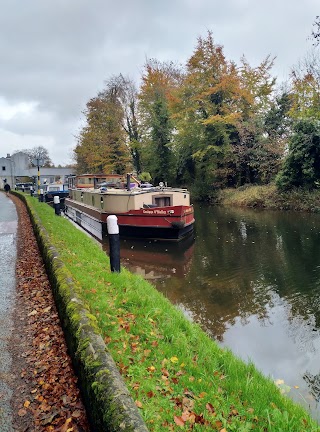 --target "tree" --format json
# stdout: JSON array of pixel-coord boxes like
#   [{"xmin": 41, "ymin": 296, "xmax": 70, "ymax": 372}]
[
  {"xmin": 74, "ymin": 84, "xmax": 131, "ymax": 174},
  {"xmin": 229, "ymin": 55, "xmax": 277, "ymax": 186},
  {"xmin": 25, "ymin": 146, "xmax": 53, "ymax": 167},
  {"xmin": 276, "ymin": 119, "xmax": 320, "ymax": 190},
  {"xmin": 172, "ymin": 32, "xmax": 277, "ymax": 192},
  {"xmin": 311, "ymin": 15, "xmax": 320, "ymax": 46},
  {"xmin": 139, "ymin": 59, "xmax": 180, "ymax": 184},
  {"xmin": 264, "ymin": 91, "xmax": 292, "ymax": 140},
  {"xmin": 232, "ymin": 90, "xmax": 291, "ymax": 186},
  {"xmin": 172, "ymin": 32, "xmax": 243, "ymax": 193},
  {"xmin": 106, "ymin": 75, "xmax": 143, "ymax": 174},
  {"xmin": 149, "ymin": 91, "xmax": 173, "ymax": 184},
  {"xmin": 289, "ymin": 53, "xmax": 320, "ymax": 121}
]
